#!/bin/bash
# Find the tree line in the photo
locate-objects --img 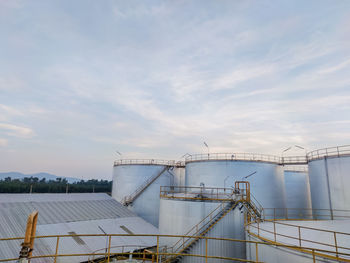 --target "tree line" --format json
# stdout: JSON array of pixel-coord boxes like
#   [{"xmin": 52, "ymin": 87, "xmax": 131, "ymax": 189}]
[{"xmin": 0, "ymin": 177, "xmax": 112, "ymax": 194}]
